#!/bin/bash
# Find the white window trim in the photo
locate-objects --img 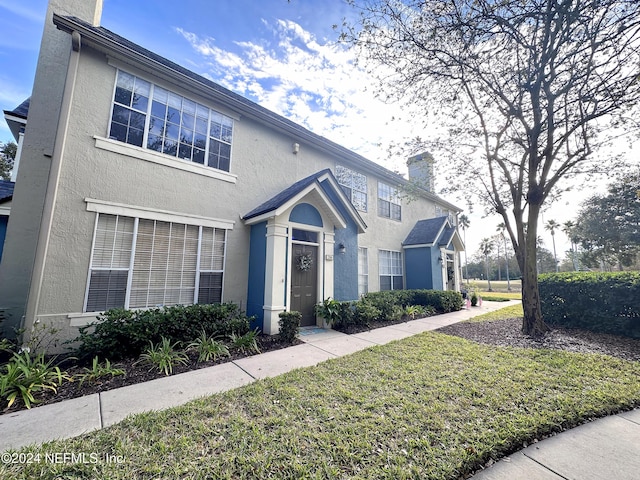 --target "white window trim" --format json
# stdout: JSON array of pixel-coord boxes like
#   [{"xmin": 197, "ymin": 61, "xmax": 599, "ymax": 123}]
[
  {"xmin": 85, "ymin": 197, "xmax": 235, "ymax": 230},
  {"xmin": 336, "ymin": 164, "xmax": 368, "ymax": 212},
  {"xmin": 94, "ymin": 136, "xmax": 238, "ymax": 184},
  {"xmin": 377, "ymin": 181, "xmax": 402, "ymax": 221},
  {"xmin": 83, "ymin": 211, "xmax": 230, "ymax": 313},
  {"xmin": 358, "ymin": 246, "xmax": 369, "ymax": 297},
  {"xmin": 379, "ymin": 249, "xmax": 404, "ymax": 291}
]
